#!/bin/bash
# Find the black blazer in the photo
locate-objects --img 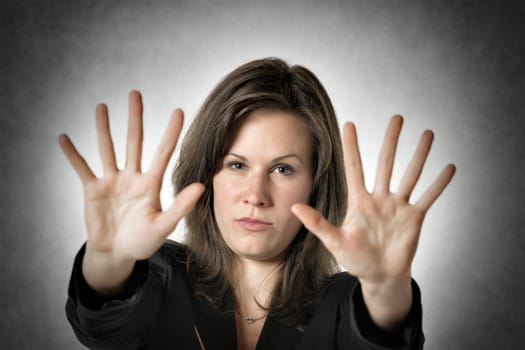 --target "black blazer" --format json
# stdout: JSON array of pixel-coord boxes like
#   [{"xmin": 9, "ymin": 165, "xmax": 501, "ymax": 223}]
[{"xmin": 66, "ymin": 242, "xmax": 424, "ymax": 349}]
